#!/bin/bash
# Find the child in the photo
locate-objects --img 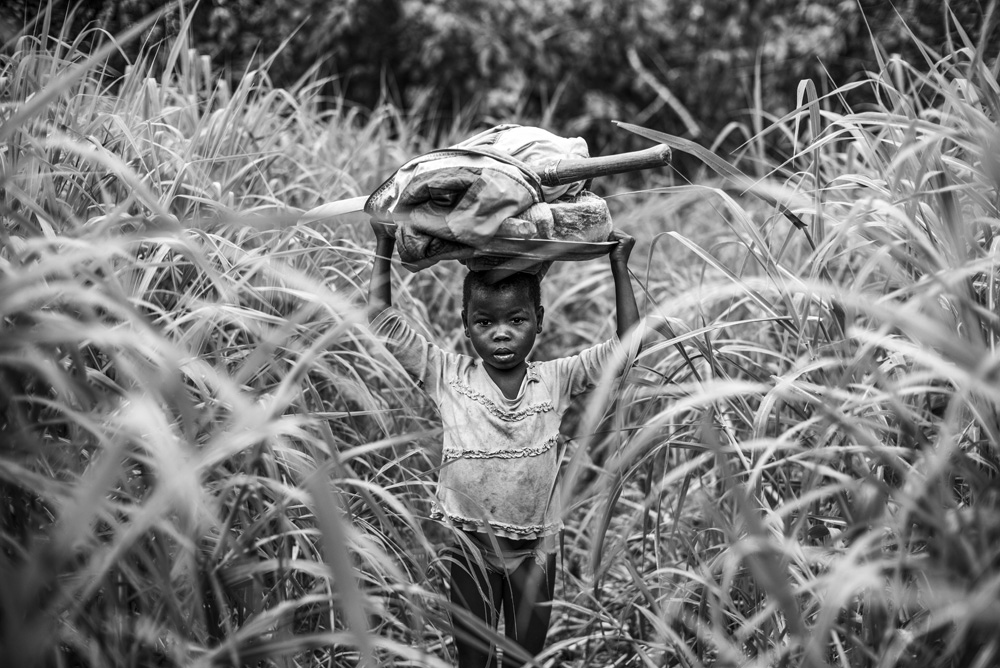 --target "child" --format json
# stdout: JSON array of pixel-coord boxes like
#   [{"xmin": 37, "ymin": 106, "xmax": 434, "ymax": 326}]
[{"xmin": 367, "ymin": 221, "xmax": 640, "ymax": 668}]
